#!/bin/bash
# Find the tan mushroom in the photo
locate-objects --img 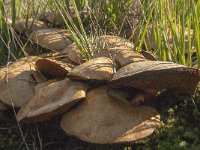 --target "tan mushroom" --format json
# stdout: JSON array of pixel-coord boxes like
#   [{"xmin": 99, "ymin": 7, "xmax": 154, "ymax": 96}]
[
  {"xmin": 0, "ymin": 56, "xmax": 44, "ymax": 108},
  {"xmin": 61, "ymin": 43, "xmax": 85, "ymax": 64},
  {"xmin": 68, "ymin": 57, "xmax": 115, "ymax": 82},
  {"xmin": 61, "ymin": 35, "xmax": 135, "ymax": 65},
  {"xmin": 30, "ymin": 28, "xmax": 73, "ymax": 51},
  {"xmin": 94, "ymin": 35, "xmax": 135, "ymax": 50},
  {"xmin": 60, "ymin": 88, "xmax": 160, "ymax": 144},
  {"xmin": 112, "ymin": 60, "xmax": 200, "ymax": 94},
  {"xmin": 35, "ymin": 58, "xmax": 73, "ymax": 79},
  {"xmin": 17, "ymin": 78, "xmax": 88, "ymax": 123},
  {"xmin": 14, "ymin": 18, "xmax": 47, "ymax": 34},
  {"xmin": 93, "ymin": 47, "xmax": 145, "ymax": 67}
]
